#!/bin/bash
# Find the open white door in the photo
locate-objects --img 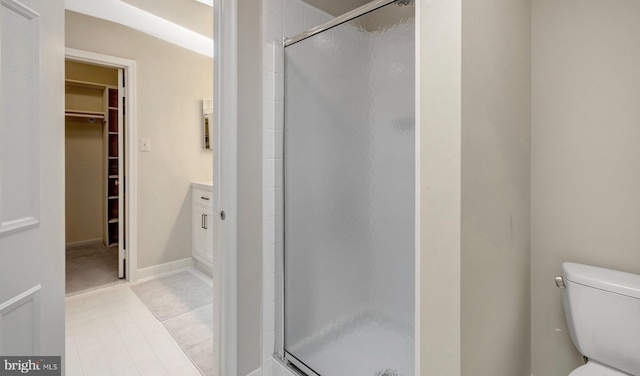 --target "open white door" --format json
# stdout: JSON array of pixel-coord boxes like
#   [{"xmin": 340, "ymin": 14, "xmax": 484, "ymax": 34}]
[
  {"xmin": 213, "ymin": 0, "xmax": 238, "ymax": 374},
  {"xmin": 0, "ymin": 0, "xmax": 66, "ymax": 365},
  {"xmin": 118, "ymin": 68, "xmax": 126, "ymax": 278}
]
